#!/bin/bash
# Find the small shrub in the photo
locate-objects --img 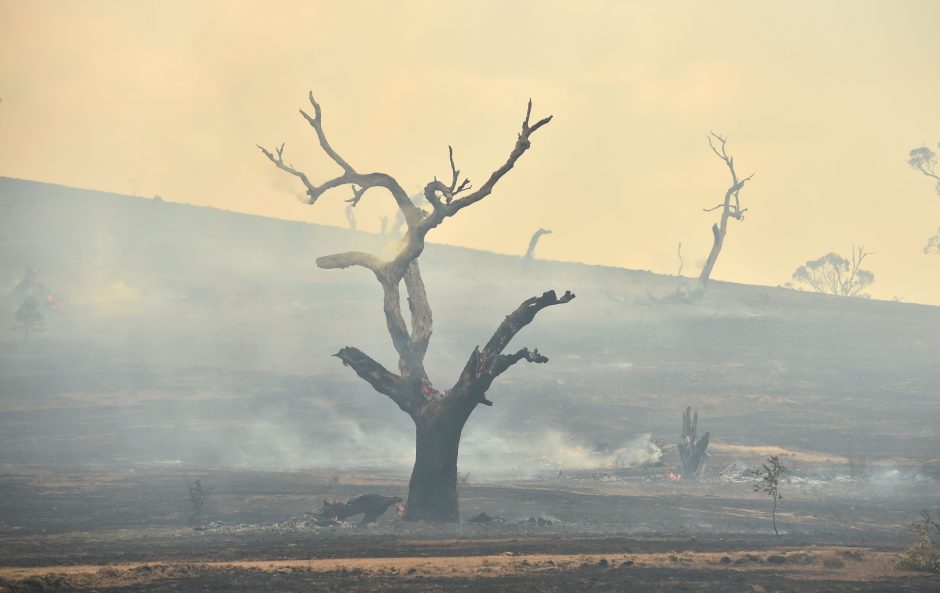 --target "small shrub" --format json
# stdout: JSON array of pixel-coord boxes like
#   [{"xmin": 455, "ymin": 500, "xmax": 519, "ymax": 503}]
[
  {"xmin": 754, "ymin": 455, "xmax": 785, "ymax": 537},
  {"xmin": 897, "ymin": 510, "xmax": 940, "ymax": 573},
  {"xmin": 187, "ymin": 479, "xmax": 211, "ymax": 525}
]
